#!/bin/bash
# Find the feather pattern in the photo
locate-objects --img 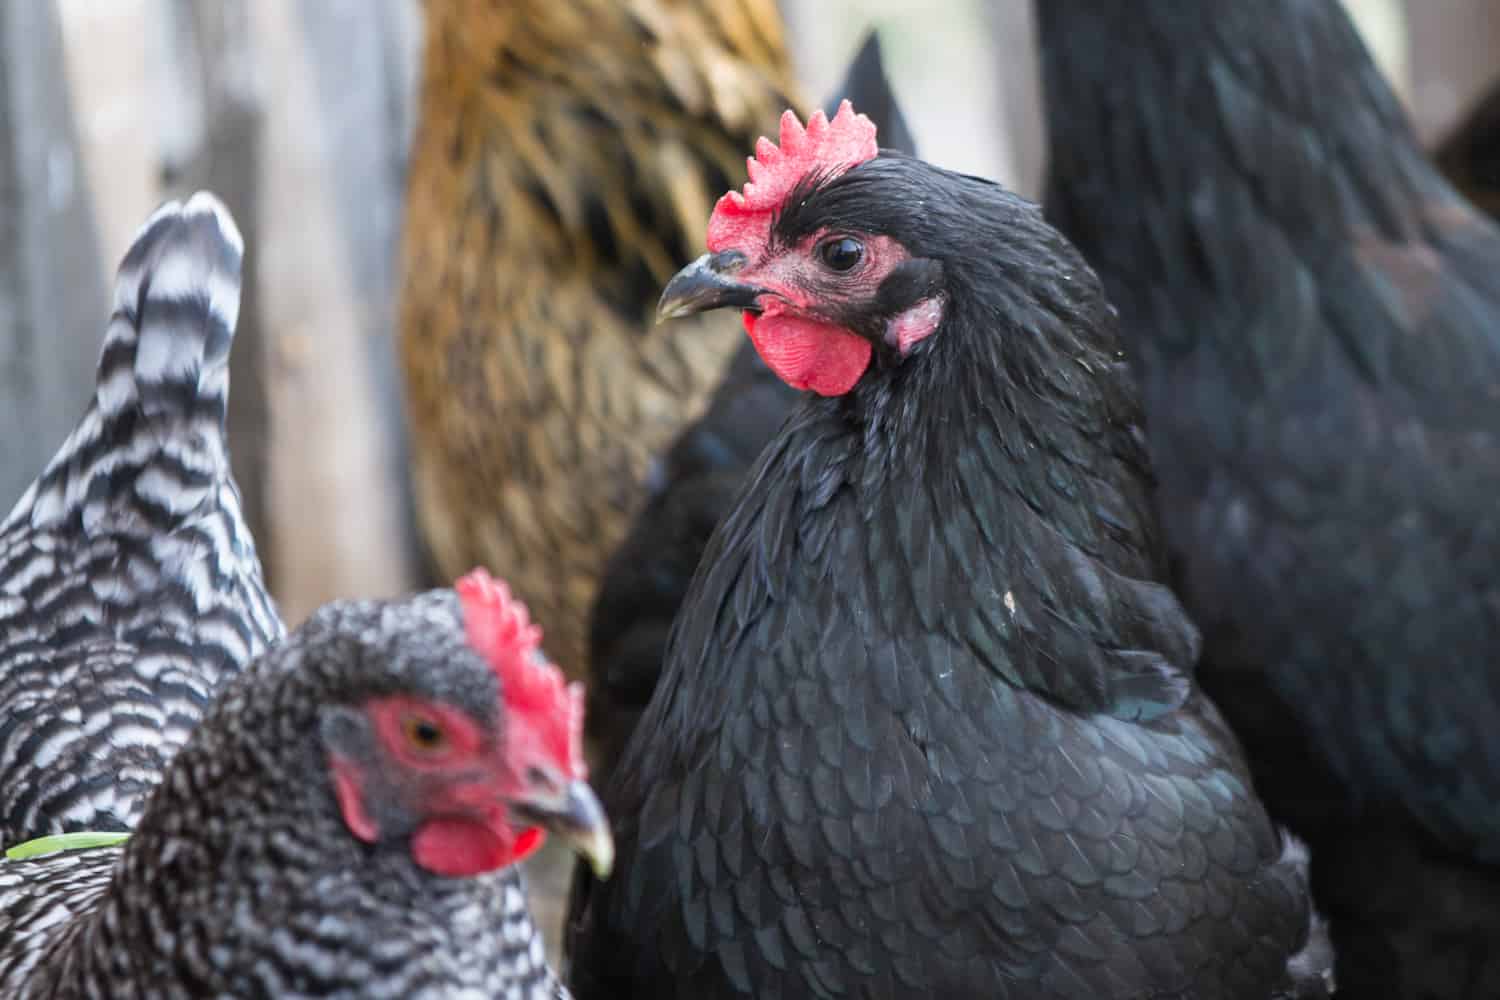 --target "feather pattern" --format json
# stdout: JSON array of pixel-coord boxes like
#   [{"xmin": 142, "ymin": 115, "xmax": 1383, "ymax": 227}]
[{"xmin": 0, "ymin": 193, "xmax": 283, "ymax": 849}]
